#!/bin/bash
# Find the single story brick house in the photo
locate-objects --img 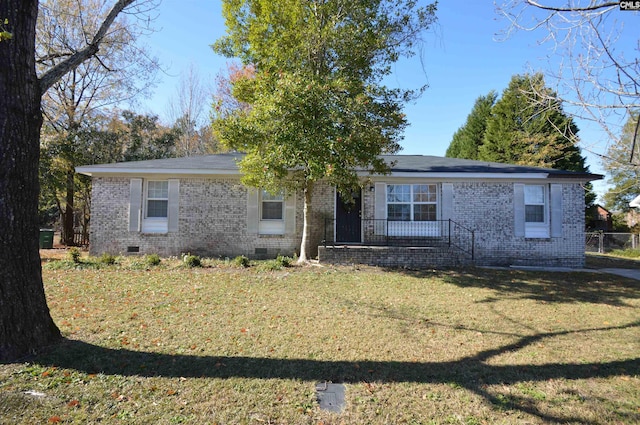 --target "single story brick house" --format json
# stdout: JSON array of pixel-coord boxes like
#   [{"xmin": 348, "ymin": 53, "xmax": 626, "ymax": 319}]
[{"xmin": 76, "ymin": 153, "xmax": 601, "ymax": 268}]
